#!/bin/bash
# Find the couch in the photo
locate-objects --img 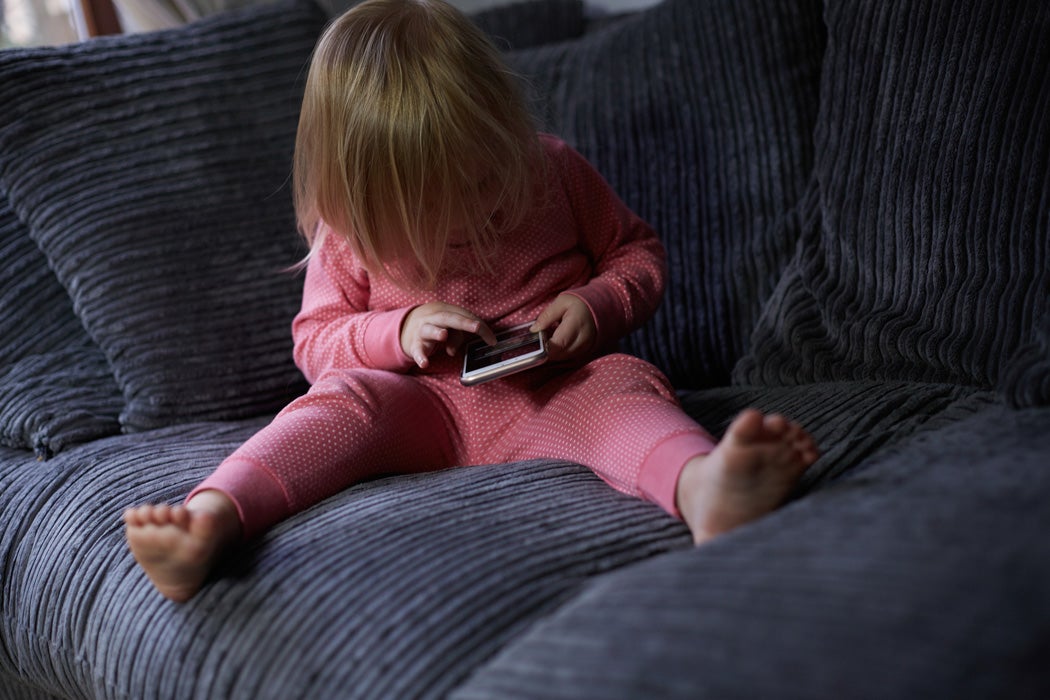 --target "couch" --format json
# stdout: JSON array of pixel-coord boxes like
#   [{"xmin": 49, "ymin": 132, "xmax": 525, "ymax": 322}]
[{"xmin": 1, "ymin": 0, "xmax": 1048, "ymax": 697}]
